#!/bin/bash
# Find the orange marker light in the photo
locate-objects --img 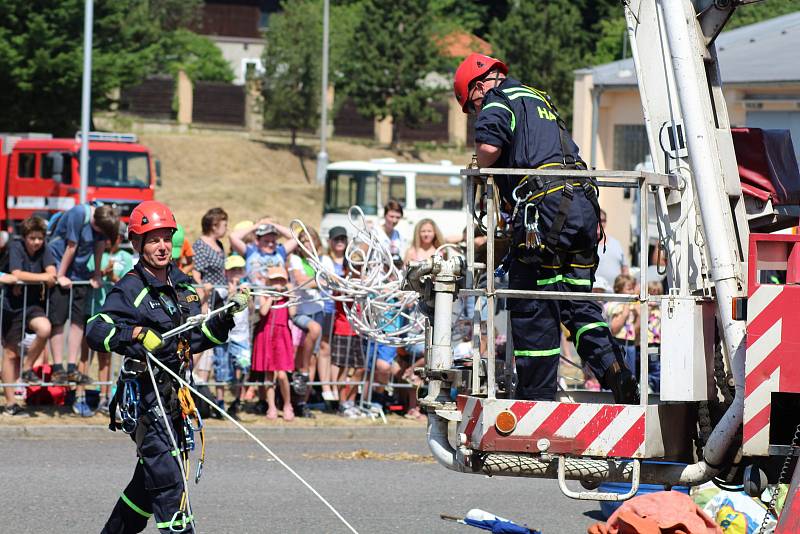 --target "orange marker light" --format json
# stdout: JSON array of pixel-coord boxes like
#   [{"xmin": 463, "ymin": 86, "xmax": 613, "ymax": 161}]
[{"xmin": 495, "ymin": 410, "xmax": 518, "ymax": 435}]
